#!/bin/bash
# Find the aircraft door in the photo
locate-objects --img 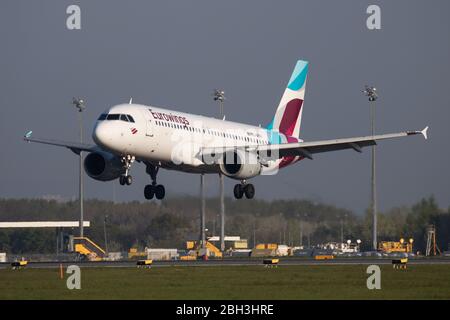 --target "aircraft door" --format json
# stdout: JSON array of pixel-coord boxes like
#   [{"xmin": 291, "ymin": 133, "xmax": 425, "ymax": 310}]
[{"xmin": 141, "ymin": 109, "xmax": 154, "ymax": 137}]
